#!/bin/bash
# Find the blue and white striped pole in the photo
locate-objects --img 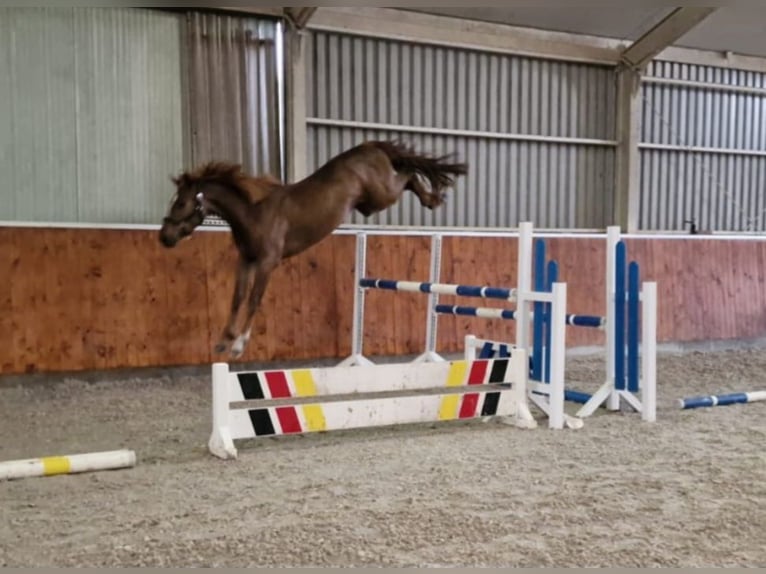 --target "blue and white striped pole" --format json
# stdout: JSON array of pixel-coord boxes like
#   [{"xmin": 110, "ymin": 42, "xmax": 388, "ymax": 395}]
[
  {"xmin": 434, "ymin": 304, "xmax": 605, "ymax": 328},
  {"xmin": 359, "ymin": 278, "xmax": 517, "ymax": 301},
  {"xmin": 677, "ymin": 391, "xmax": 766, "ymax": 410},
  {"xmin": 435, "ymin": 305, "xmax": 519, "ymax": 320}
]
